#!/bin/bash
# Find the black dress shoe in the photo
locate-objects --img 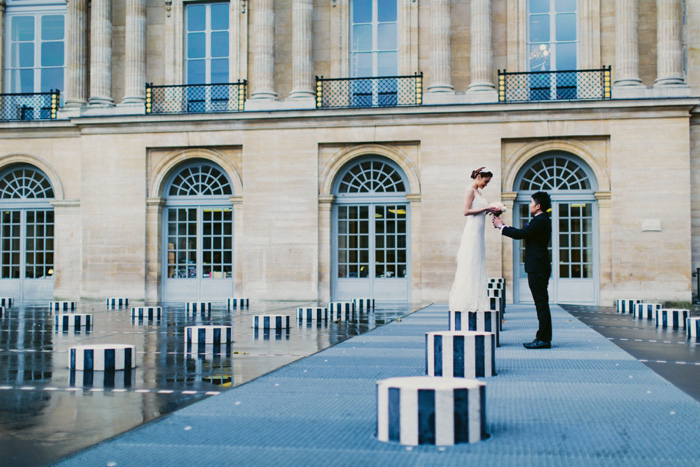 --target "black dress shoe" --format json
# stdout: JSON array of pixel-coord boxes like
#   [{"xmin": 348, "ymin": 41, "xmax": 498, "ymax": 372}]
[{"xmin": 523, "ymin": 340, "xmax": 551, "ymax": 349}]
